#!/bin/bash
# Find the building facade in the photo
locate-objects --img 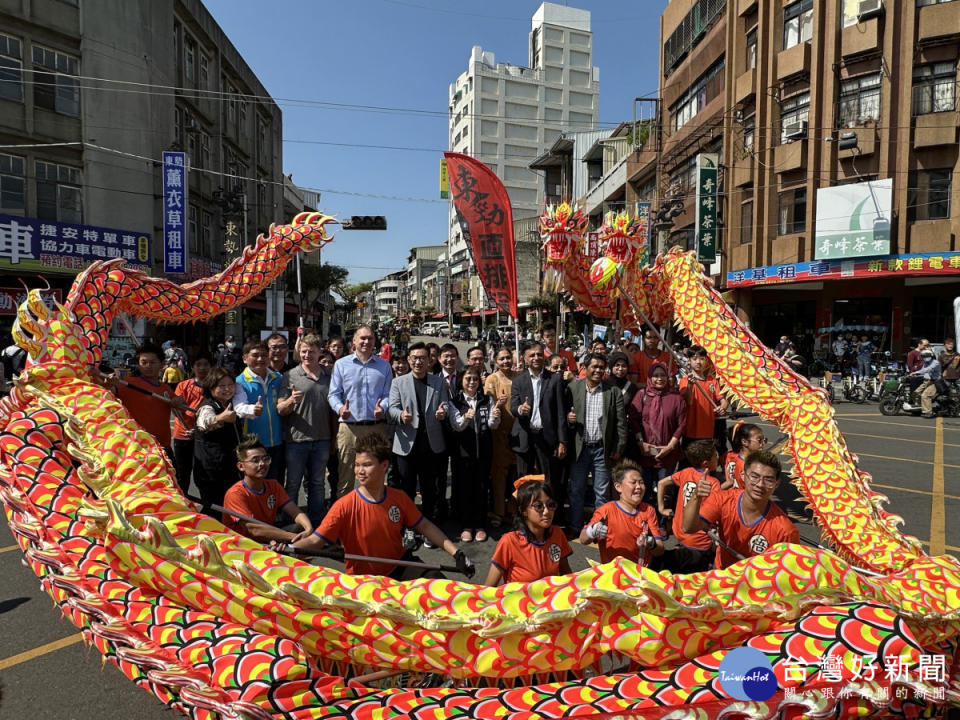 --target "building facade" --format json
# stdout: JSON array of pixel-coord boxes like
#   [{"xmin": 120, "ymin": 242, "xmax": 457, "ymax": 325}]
[
  {"xmin": 0, "ymin": 0, "xmax": 284, "ymax": 351},
  {"xmin": 447, "ymin": 1, "xmax": 599, "ymax": 313},
  {"xmin": 659, "ymin": 0, "xmax": 960, "ymax": 354}
]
